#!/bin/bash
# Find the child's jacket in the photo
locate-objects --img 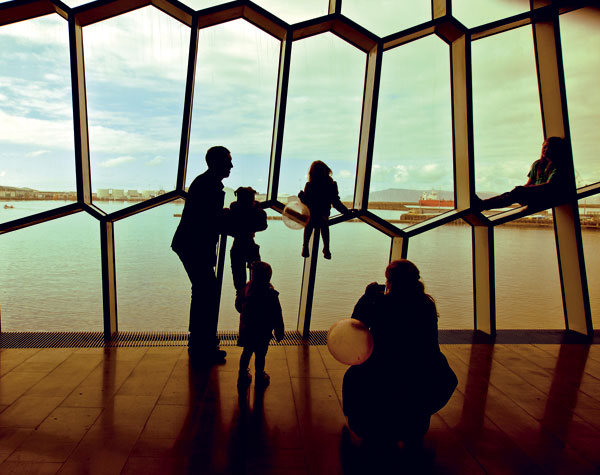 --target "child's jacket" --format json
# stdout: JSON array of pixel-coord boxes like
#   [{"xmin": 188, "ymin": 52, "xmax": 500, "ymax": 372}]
[{"xmin": 235, "ymin": 283, "xmax": 285, "ymax": 348}]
